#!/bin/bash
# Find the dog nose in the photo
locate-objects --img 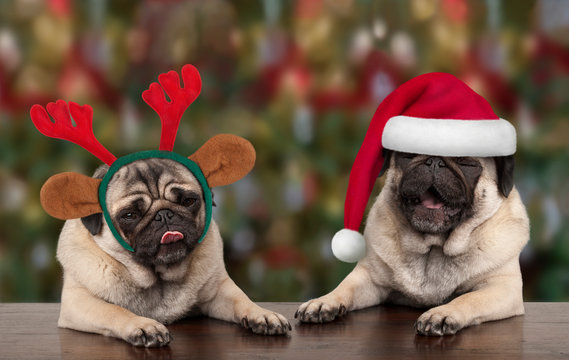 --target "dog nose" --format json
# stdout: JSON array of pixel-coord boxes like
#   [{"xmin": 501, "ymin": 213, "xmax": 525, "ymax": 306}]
[
  {"xmin": 425, "ymin": 157, "xmax": 445, "ymax": 168},
  {"xmin": 154, "ymin": 209, "xmax": 174, "ymax": 223}
]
